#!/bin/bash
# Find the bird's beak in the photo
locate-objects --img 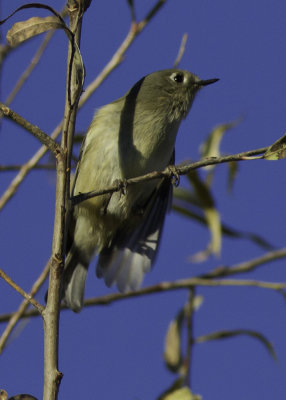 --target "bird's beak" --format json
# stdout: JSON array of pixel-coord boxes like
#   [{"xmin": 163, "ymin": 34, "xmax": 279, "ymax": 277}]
[{"xmin": 197, "ymin": 78, "xmax": 219, "ymax": 86}]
